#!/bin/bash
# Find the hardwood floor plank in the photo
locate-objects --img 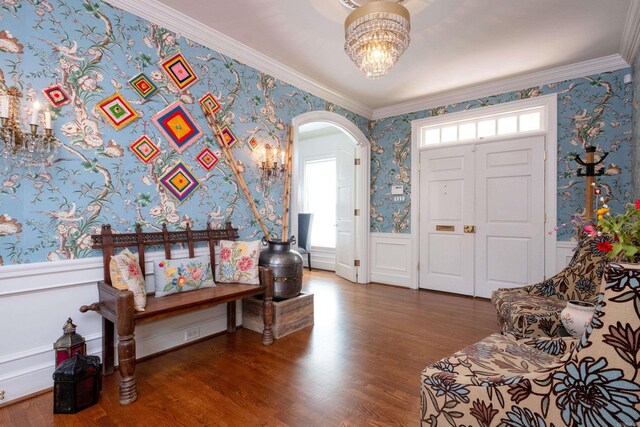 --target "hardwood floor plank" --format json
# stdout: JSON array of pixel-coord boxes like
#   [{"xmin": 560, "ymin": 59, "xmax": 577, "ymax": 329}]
[{"xmin": 0, "ymin": 270, "xmax": 498, "ymax": 426}]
